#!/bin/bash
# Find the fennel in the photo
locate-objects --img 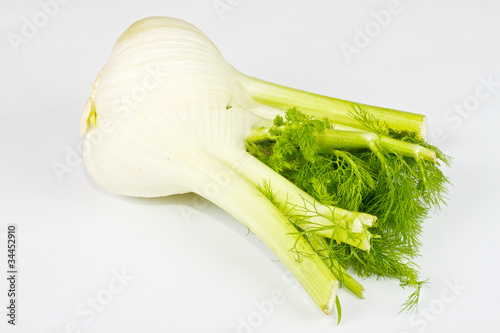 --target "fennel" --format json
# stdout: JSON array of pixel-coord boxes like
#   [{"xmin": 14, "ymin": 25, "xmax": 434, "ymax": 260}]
[
  {"xmin": 80, "ymin": 16, "xmax": 450, "ymax": 318},
  {"xmin": 234, "ymin": 71, "xmax": 428, "ymax": 139}
]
